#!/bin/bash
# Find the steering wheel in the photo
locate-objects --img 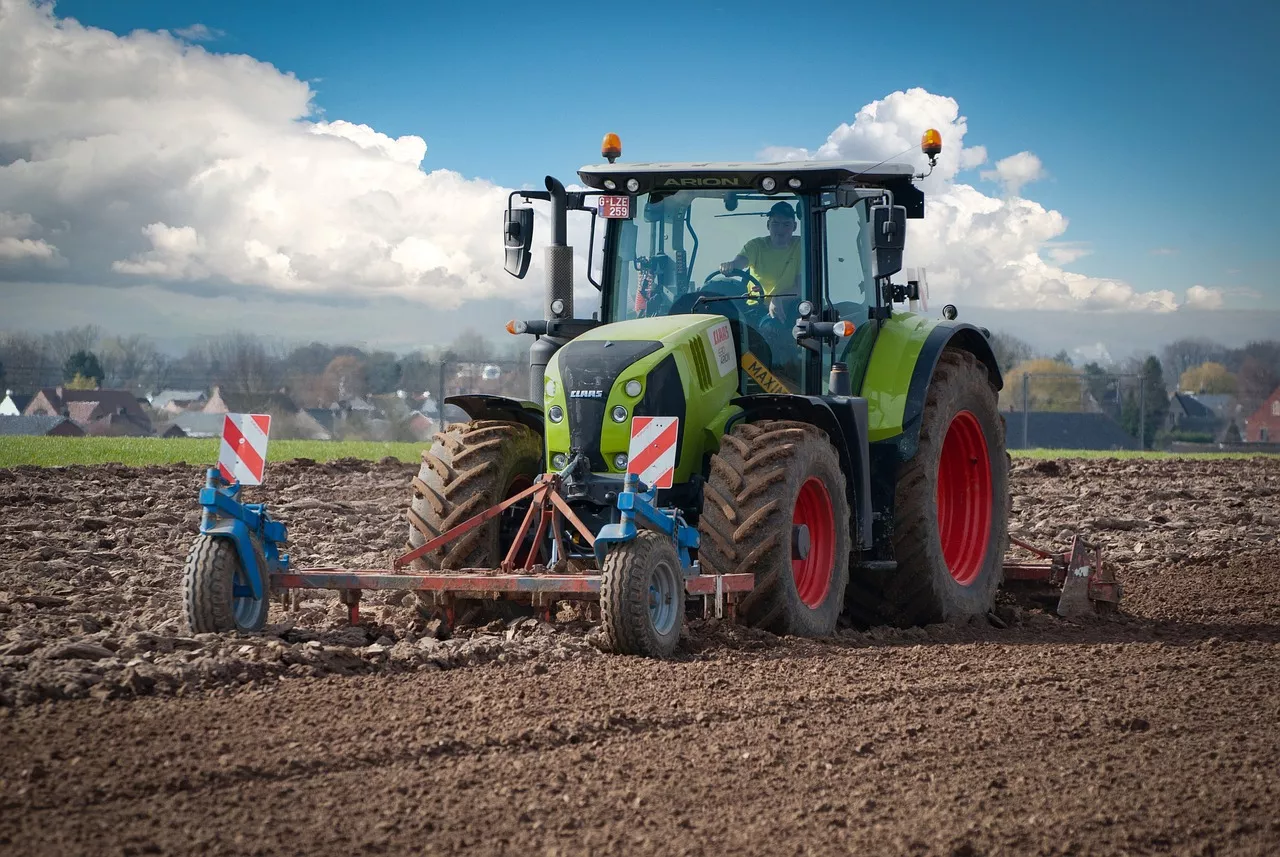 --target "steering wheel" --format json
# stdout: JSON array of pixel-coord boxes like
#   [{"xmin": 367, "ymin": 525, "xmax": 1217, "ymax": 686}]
[
  {"xmin": 703, "ymin": 267, "xmax": 763, "ymax": 294},
  {"xmin": 690, "ymin": 268, "xmax": 770, "ymax": 324}
]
